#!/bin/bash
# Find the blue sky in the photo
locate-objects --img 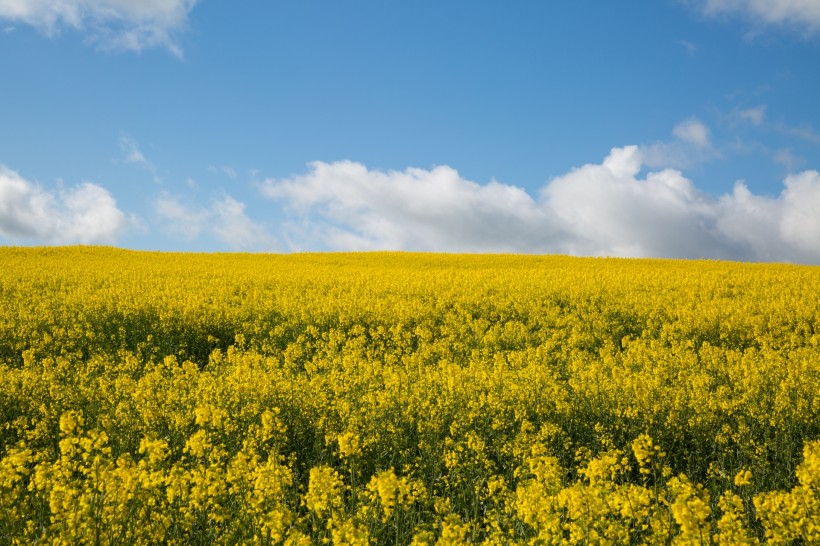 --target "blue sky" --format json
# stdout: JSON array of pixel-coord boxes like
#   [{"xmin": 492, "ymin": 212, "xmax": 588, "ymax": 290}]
[{"xmin": 1, "ymin": 1, "xmax": 819, "ymax": 262}]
